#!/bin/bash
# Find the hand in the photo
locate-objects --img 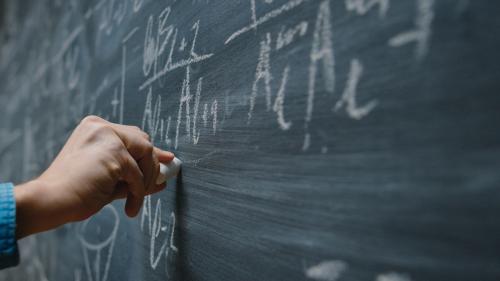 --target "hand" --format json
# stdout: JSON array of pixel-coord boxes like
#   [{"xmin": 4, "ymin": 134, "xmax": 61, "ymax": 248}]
[{"xmin": 14, "ymin": 116, "xmax": 174, "ymax": 239}]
